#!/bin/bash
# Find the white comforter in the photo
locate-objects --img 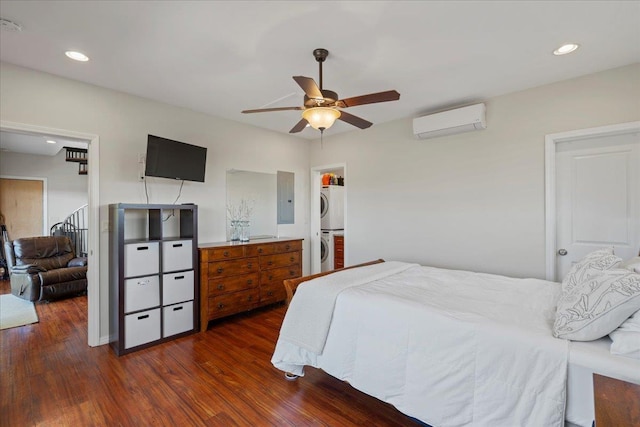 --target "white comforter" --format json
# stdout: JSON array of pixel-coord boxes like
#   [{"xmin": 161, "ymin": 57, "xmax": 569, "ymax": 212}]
[{"xmin": 272, "ymin": 263, "xmax": 569, "ymax": 427}]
